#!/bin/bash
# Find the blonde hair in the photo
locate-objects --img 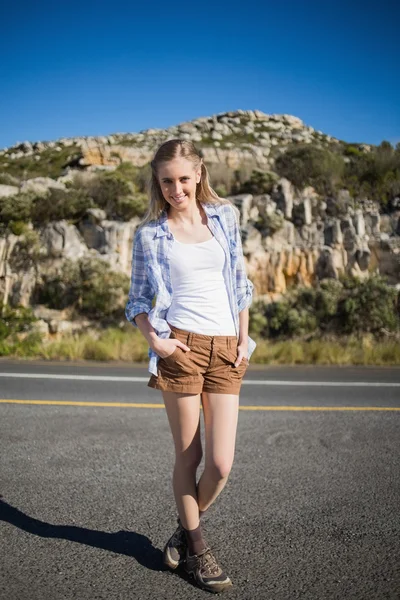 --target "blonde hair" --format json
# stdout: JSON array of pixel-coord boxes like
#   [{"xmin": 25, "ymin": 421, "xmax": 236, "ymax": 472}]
[{"xmin": 137, "ymin": 139, "xmax": 232, "ymax": 228}]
